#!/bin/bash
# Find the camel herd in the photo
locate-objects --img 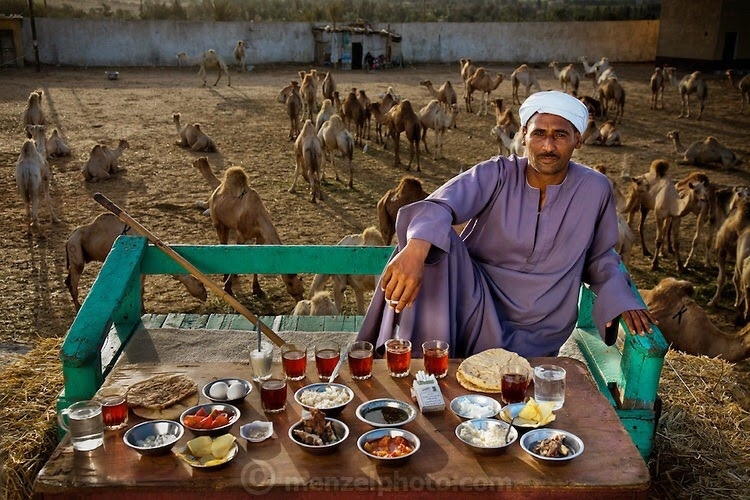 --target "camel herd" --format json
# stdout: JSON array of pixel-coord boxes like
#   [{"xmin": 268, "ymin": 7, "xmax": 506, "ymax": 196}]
[{"xmin": 11, "ymin": 53, "xmax": 750, "ymax": 362}]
